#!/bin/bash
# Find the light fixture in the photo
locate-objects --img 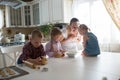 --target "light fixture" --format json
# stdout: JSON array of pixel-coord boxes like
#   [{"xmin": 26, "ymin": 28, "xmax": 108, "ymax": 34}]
[{"xmin": 0, "ymin": 0, "xmax": 27, "ymax": 9}]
